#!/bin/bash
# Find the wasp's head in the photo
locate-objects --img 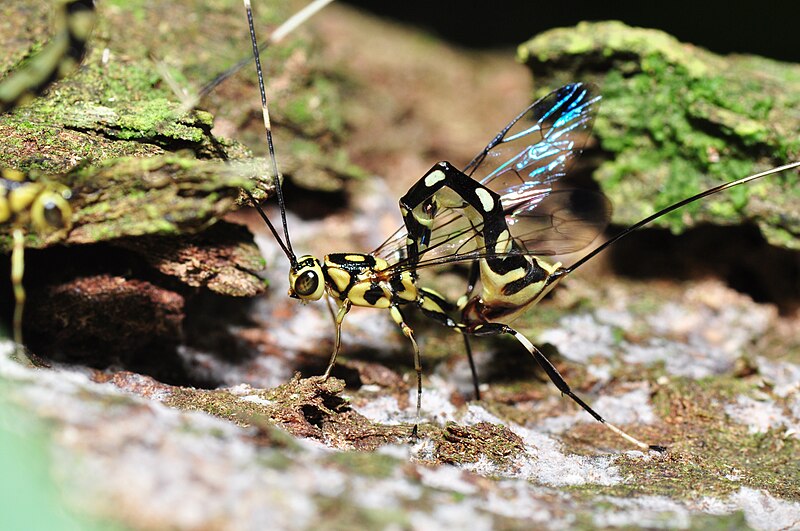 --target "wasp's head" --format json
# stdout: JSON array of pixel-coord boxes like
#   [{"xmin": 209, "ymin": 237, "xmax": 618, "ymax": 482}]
[
  {"xmin": 288, "ymin": 255, "xmax": 325, "ymax": 301},
  {"xmin": 31, "ymin": 183, "xmax": 73, "ymax": 234}
]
